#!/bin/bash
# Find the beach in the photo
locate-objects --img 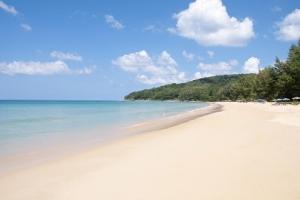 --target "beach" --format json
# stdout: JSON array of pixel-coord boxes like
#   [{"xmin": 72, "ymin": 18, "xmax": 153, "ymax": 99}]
[{"xmin": 1, "ymin": 102, "xmax": 300, "ymax": 200}]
